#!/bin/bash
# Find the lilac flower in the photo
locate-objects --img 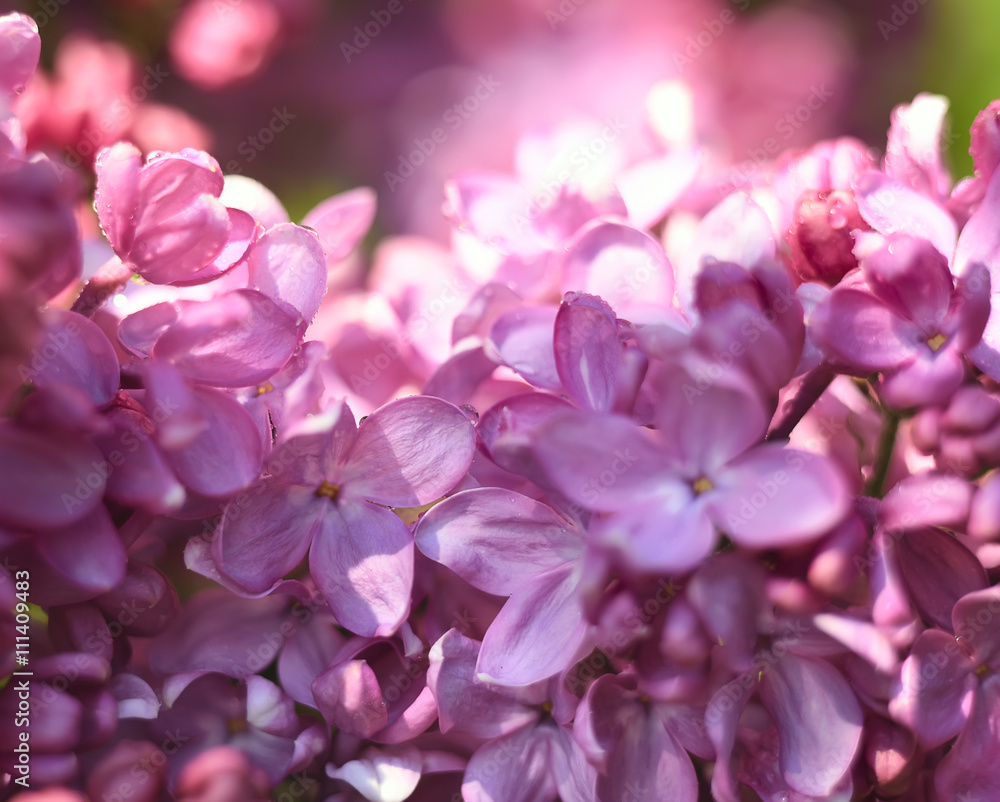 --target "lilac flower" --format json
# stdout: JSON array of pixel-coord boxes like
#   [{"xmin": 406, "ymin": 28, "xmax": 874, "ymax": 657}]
[
  {"xmin": 211, "ymin": 396, "xmax": 476, "ymax": 636},
  {"xmin": 532, "ymin": 363, "xmax": 849, "ymax": 575},
  {"xmin": 416, "ymin": 488, "xmax": 590, "ymax": 686},
  {"xmin": 812, "ymin": 232, "xmax": 990, "ymax": 408},
  {"xmin": 426, "ymin": 629, "xmax": 596, "ymax": 802}
]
